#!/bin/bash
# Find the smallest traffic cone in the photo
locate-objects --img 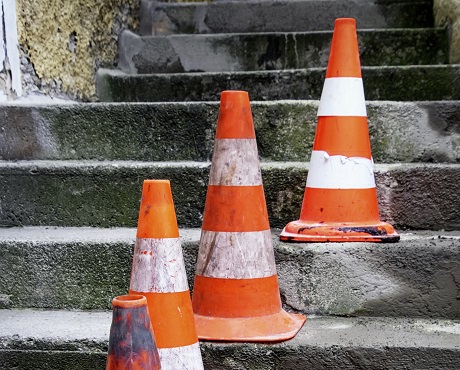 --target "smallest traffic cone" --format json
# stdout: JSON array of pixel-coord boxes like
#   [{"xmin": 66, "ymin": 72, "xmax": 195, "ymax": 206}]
[
  {"xmin": 129, "ymin": 180, "xmax": 203, "ymax": 370},
  {"xmin": 106, "ymin": 294, "xmax": 161, "ymax": 370}
]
